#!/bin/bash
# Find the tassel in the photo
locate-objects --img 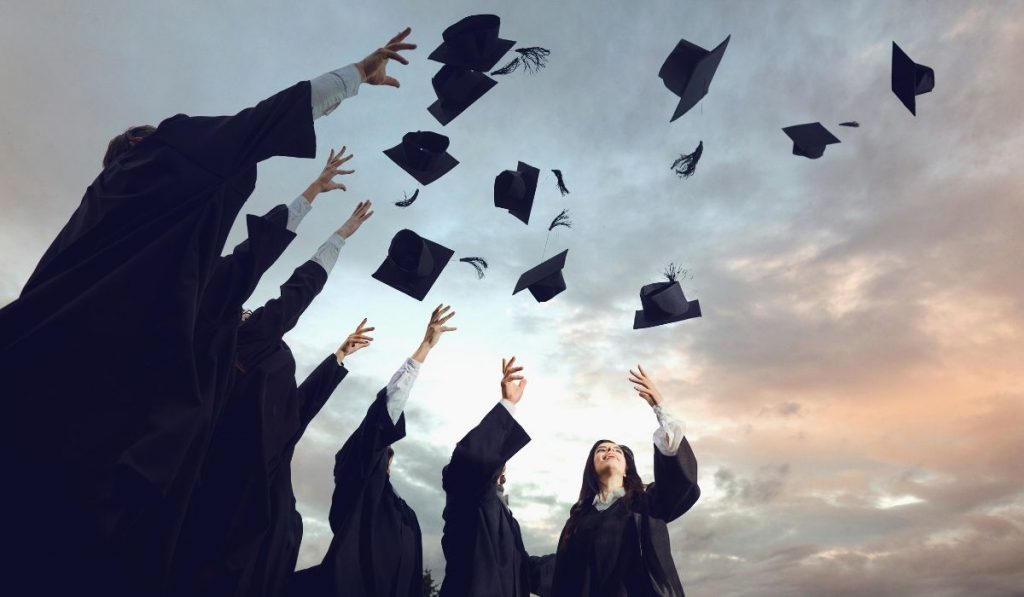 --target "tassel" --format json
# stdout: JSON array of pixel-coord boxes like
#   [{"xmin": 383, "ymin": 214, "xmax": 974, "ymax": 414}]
[
  {"xmin": 548, "ymin": 208, "xmax": 572, "ymax": 231},
  {"xmin": 552, "ymin": 169, "xmax": 570, "ymax": 196},
  {"xmin": 491, "ymin": 47, "xmax": 551, "ymax": 76},
  {"xmin": 663, "ymin": 262, "xmax": 691, "ymax": 283},
  {"xmin": 839, "ymin": 121, "xmax": 860, "ymax": 128},
  {"xmin": 394, "ymin": 189, "xmax": 420, "ymax": 208},
  {"xmin": 459, "ymin": 257, "xmax": 489, "ymax": 279},
  {"xmin": 671, "ymin": 141, "xmax": 703, "ymax": 179}
]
